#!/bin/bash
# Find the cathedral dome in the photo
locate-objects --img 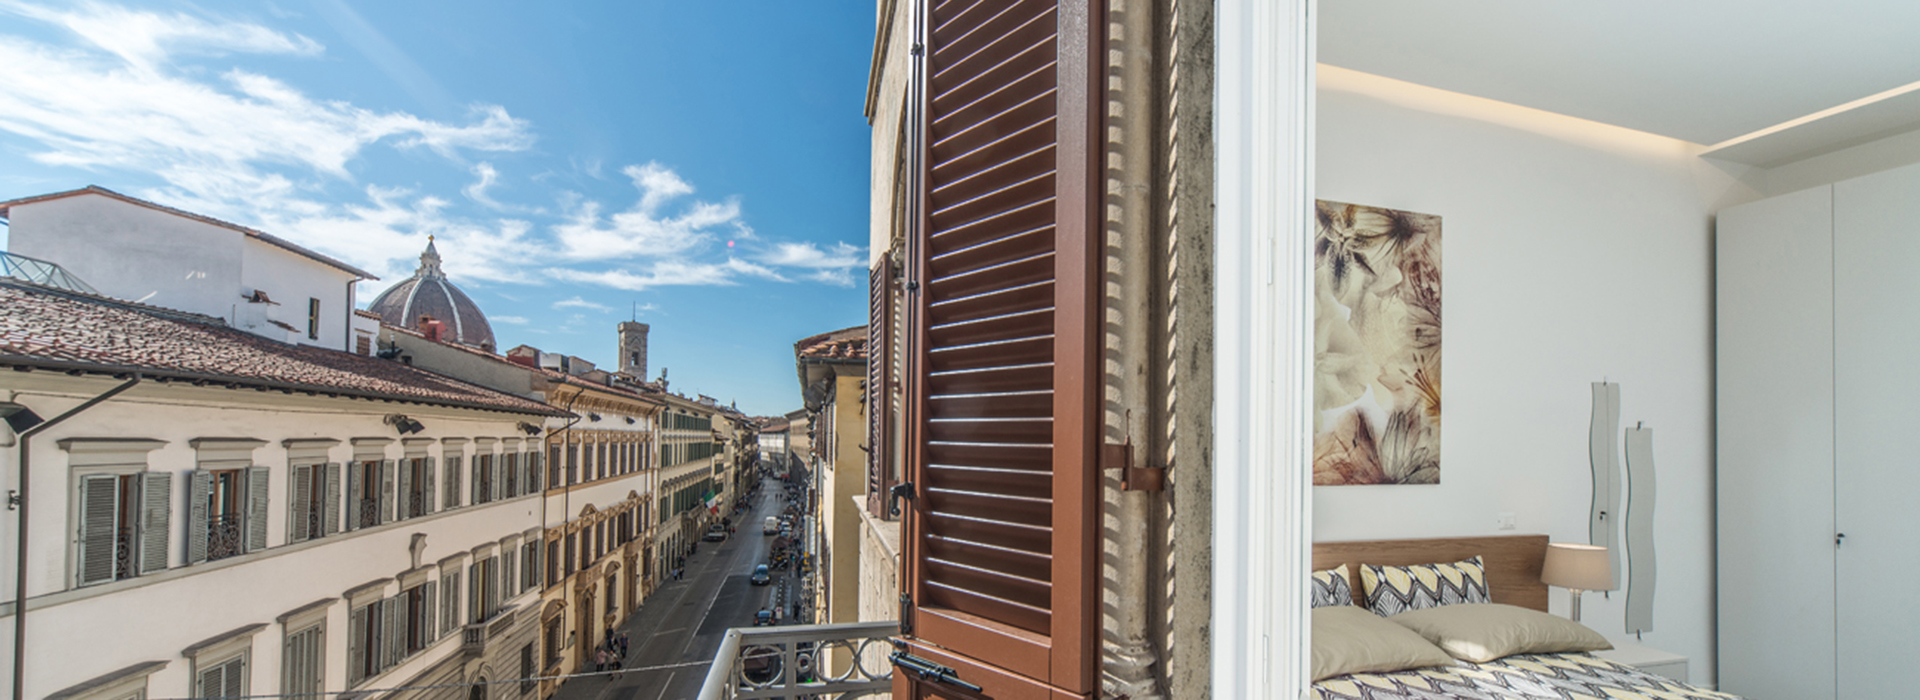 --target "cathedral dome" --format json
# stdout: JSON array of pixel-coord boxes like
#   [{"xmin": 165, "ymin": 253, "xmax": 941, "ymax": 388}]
[{"xmin": 366, "ymin": 238, "xmax": 497, "ymax": 351}]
